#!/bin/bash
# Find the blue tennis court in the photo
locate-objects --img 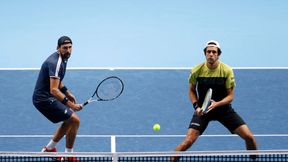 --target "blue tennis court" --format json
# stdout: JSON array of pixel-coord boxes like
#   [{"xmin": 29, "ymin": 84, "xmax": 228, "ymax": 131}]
[{"xmin": 0, "ymin": 68, "xmax": 288, "ymax": 152}]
